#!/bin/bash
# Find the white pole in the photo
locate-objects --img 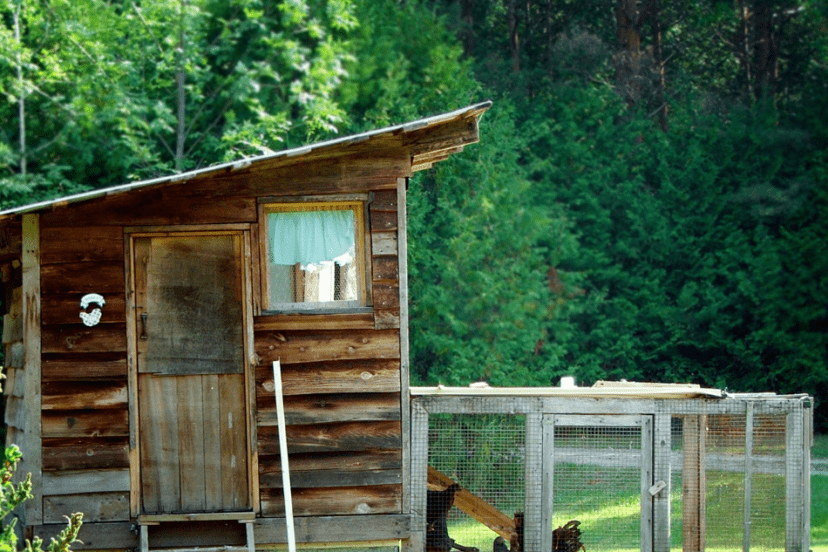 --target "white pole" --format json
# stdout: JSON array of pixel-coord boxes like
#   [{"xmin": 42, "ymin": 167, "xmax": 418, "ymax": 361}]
[{"xmin": 273, "ymin": 360, "xmax": 297, "ymax": 552}]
